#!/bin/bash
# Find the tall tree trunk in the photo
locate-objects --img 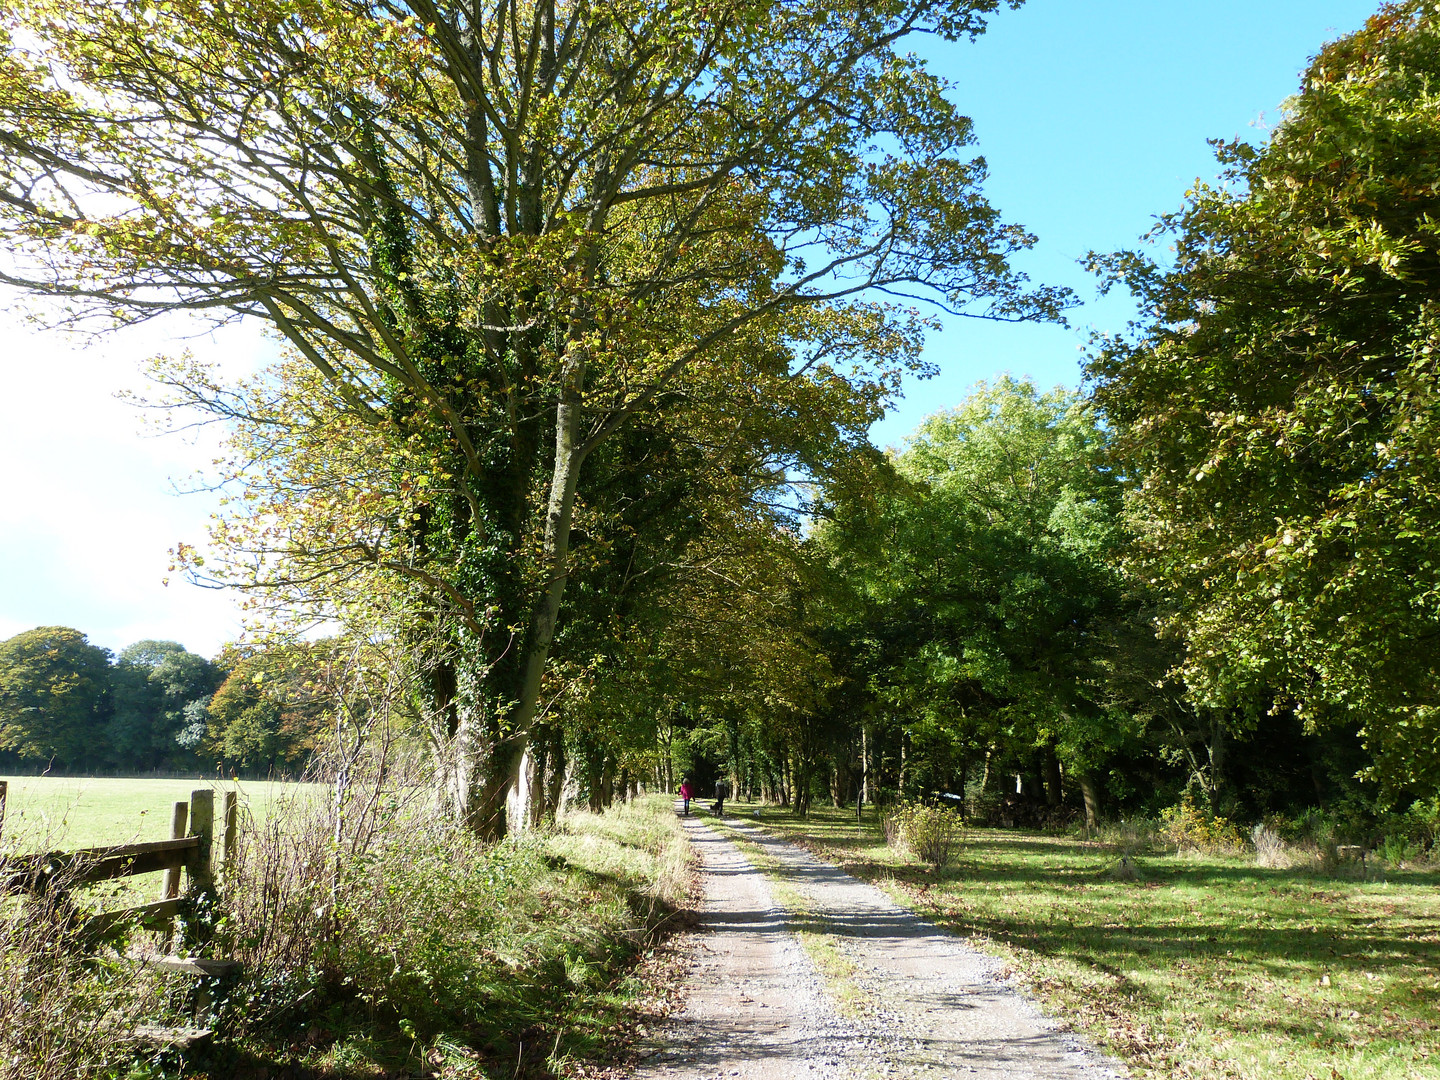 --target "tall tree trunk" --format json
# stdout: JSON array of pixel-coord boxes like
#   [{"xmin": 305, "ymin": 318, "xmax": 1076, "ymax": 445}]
[
  {"xmin": 1043, "ymin": 743, "xmax": 1063, "ymax": 807},
  {"xmin": 728, "ymin": 719, "xmax": 741, "ymax": 808},
  {"xmin": 957, "ymin": 756, "xmax": 969, "ymax": 824},
  {"xmin": 585, "ymin": 741, "xmax": 605, "ymax": 813},
  {"xmin": 899, "ymin": 729, "xmax": 909, "ymax": 797},
  {"xmin": 1079, "ymin": 773, "xmax": 1101, "ymax": 829},
  {"xmin": 1205, "ymin": 717, "xmax": 1226, "ymax": 804},
  {"xmin": 600, "ymin": 753, "xmax": 615, "ymax": 809},
  {"xmin": 794, "ymin": 749, "xmax": 810, "ymax": 818},
  {"xmin": 861, "ymin": 726, "xmax": 870, "ymax": 804},
  {"xmin": 661, "ymin": 716, "xmax": 674, "ymax": 794},
  {"xmin": 526, "ymin": 723, "xmax": 551, "ymax": 828},
  {"xmin": 502, "ymin": 349, "xmax": 588, "ymax": 835},
  {"xmin": 544, "ymin": 729, "xmax": 567, "ymax": 820}
]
